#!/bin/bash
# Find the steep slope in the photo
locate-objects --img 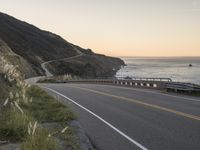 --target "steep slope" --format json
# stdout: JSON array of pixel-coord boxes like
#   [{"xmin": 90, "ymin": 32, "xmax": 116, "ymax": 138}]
[
  {"xmin": 0, "ymin": 12, "xmax": 124, "ymax": 78},
  {"xmin": 0, "ymin": 12, "xmax": 79, "ymax": 75},
  {"xmin": 0, "ymin": 39, "xmax": 37, "ymax": 78}
]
